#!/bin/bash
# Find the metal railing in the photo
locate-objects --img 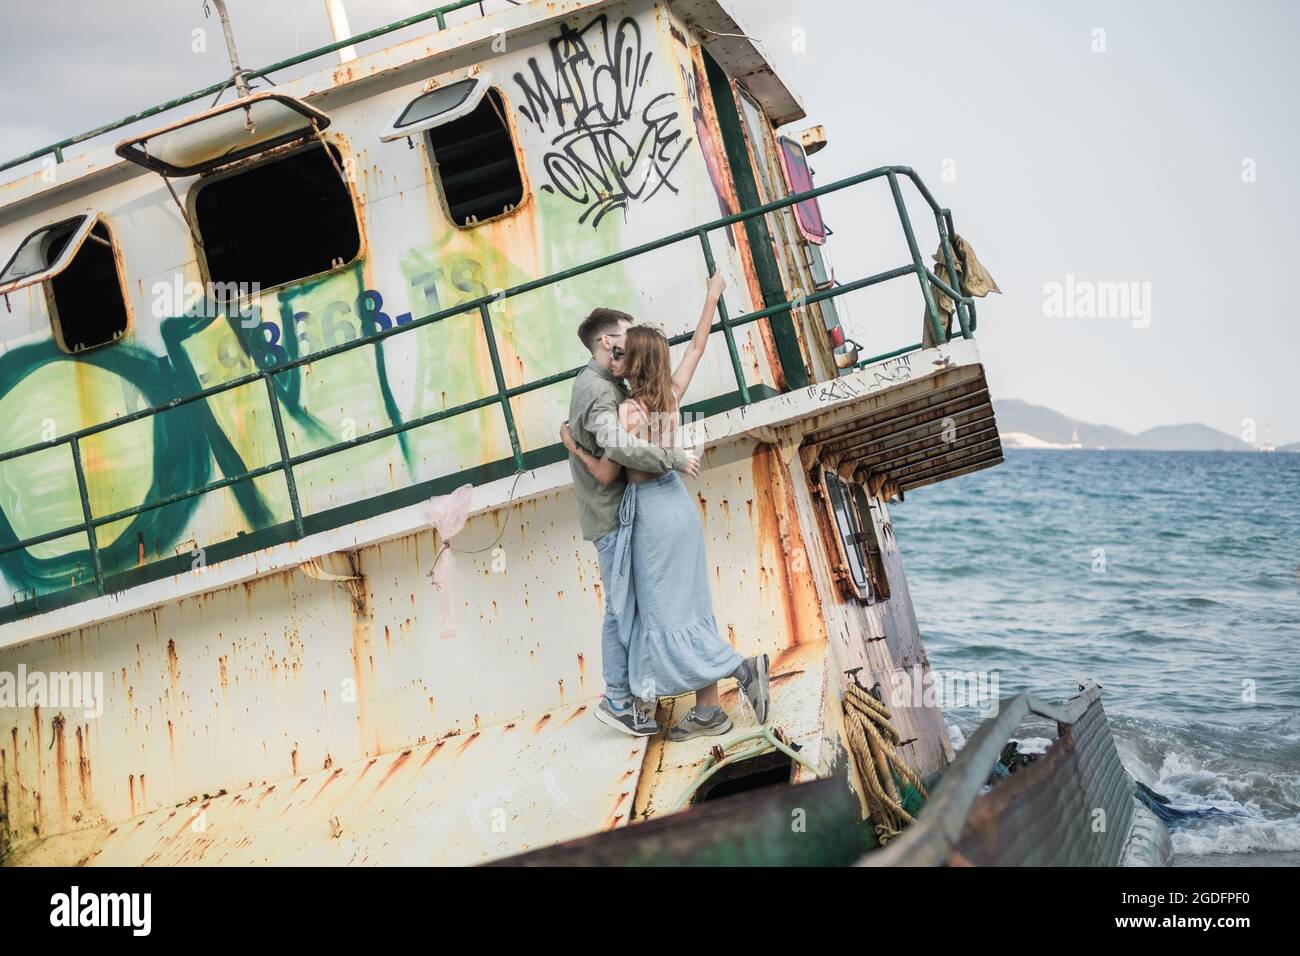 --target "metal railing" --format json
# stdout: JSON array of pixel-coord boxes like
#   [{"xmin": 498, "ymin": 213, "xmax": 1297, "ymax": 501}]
[
  {"xmin": 0, "ymin": 0, "xmax": 492, "ymax": 174},
  {"xmin": 0, "ymin": 164, "xmax": 972, "ymax": 606},
  {"xmin": 858, "ymin": 683, "xmax": 1110, "ymax": 866}
]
